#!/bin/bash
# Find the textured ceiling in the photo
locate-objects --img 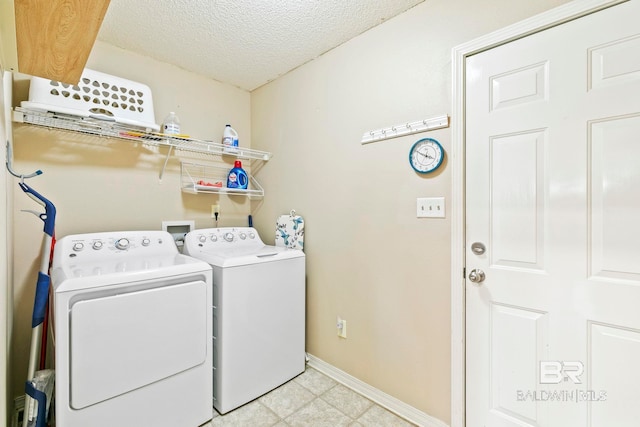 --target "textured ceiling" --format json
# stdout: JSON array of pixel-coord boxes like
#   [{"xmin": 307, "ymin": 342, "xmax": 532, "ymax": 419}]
[{"xmin": 97, "ymin": 0, "xmax": 424, "ymax": 91}]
